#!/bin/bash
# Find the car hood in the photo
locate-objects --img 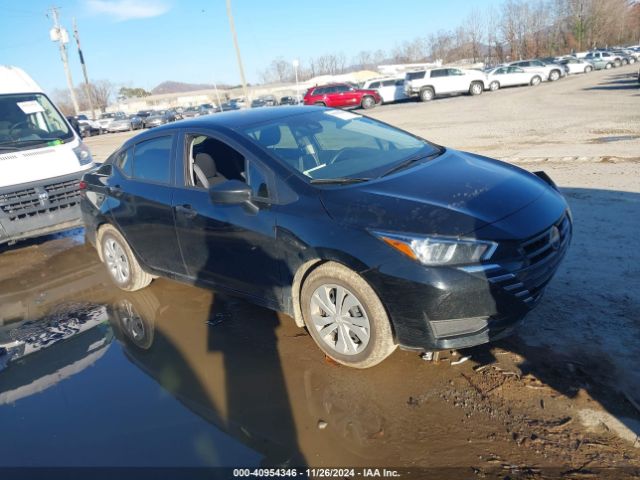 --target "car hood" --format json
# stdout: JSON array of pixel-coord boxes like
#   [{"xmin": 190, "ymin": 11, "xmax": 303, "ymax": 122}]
[{"xmin": 319, "ymin": 149, "xmax": 563, "ymax": 239}]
